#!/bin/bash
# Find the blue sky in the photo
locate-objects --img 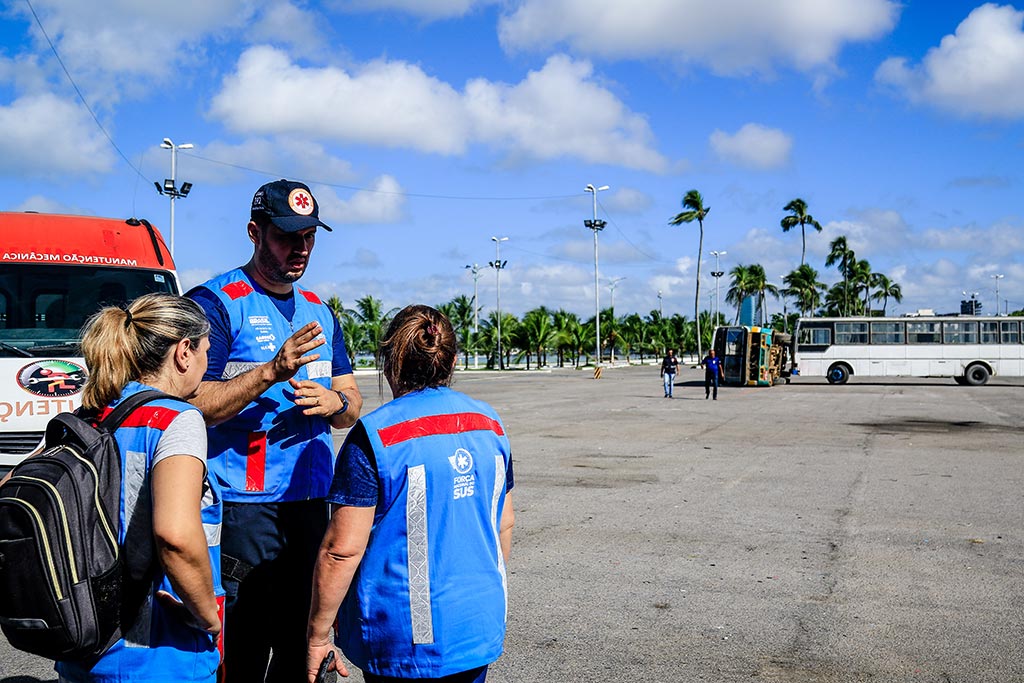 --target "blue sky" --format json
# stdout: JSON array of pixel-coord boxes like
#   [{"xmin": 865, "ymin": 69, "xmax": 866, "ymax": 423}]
[{"xmin": 1, "ymin": 0, "xmax": 1022, "ymax": 319}]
